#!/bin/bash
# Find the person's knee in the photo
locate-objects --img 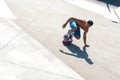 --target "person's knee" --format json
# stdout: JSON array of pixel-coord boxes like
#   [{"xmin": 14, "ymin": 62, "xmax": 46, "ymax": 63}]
[
  {"xmin": 76, "ymin": 37, "xmax": 80, "ymax": 40},
  {"xmin": 71, "ymin": 28, "xmax": 77, "ymax": 32},
  {"xmin": 75, "ymin": 36, "xmax": 80, "ymax": 40}
]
